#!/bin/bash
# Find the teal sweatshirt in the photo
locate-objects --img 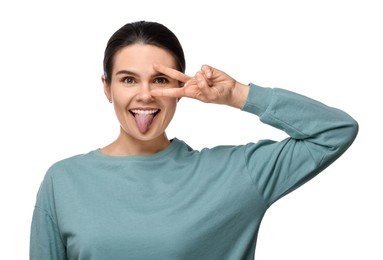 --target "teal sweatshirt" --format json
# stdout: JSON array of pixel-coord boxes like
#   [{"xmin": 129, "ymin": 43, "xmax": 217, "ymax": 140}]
[{"xmin": 30, "ymin": 84, "xmax": 358, "ymax": 260}]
